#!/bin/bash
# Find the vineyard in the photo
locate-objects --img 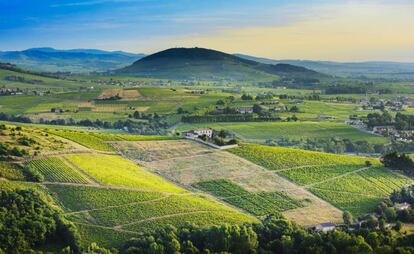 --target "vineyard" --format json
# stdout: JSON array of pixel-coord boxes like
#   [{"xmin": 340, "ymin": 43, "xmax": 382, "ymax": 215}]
[
  {"xmin": 231, "ymin": 144, "xmax": 413, "ymax": 216},
  {"xmin": 46, "ymin": 184, "xmax": 163, "ymax": 211},
  {"xmin": 46, "ymin": 183, "xmax": 256, "ymax": 248},
  {"xmin": 308, "ymin": 167, "xmax": 413, "ymax": 215},
  {"xmin": 279, "ymin": 165, "xmax": 363, "ymax": 185},
  {"xmin": 230, "ymin": 144, "xmax": 379, "ymax": 170},
  {"xmin": 25, "ymin": 157, "xmax": 91, "ymax": 184},
  {"xmin": 64, "ymin": 153, "xmax": 186, "ymax": 193},
  {"xmin": 194, "ymin": 179, "xmax": 304, "ymax": 216},
  {"xmin": 121, "ymin": 140, "xmax": 343, "ymax": 226}
]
